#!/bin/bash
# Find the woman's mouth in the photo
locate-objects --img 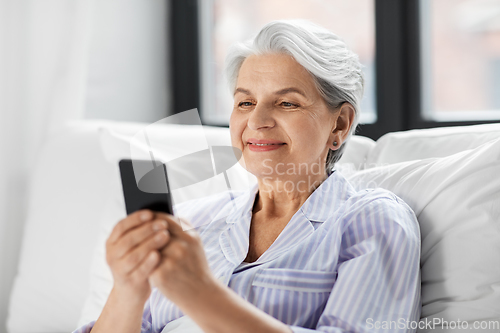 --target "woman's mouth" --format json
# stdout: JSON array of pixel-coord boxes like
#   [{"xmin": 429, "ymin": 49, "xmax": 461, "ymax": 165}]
[{"xmin": 247, "ymin": 139, "xmax": 286, "ymax": 152}]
